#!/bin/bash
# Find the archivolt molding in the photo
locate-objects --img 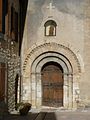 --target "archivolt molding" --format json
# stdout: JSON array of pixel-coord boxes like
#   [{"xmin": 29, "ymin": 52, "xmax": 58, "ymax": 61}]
[
  {"xmin": 23, "ymin": 42, "xmax": 81, "ymax": 75},
  {"xmin": 31, "ymin": 52, "xmax": 71, "ymax": 74}
]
